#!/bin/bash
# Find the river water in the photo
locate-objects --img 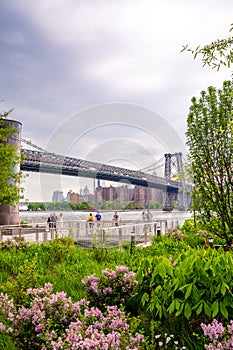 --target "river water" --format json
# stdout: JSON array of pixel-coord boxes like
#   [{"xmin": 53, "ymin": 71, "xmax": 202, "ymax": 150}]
[{"xmin": 20, "ymin": 209, "xmax": 192, "ymax": 227}]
